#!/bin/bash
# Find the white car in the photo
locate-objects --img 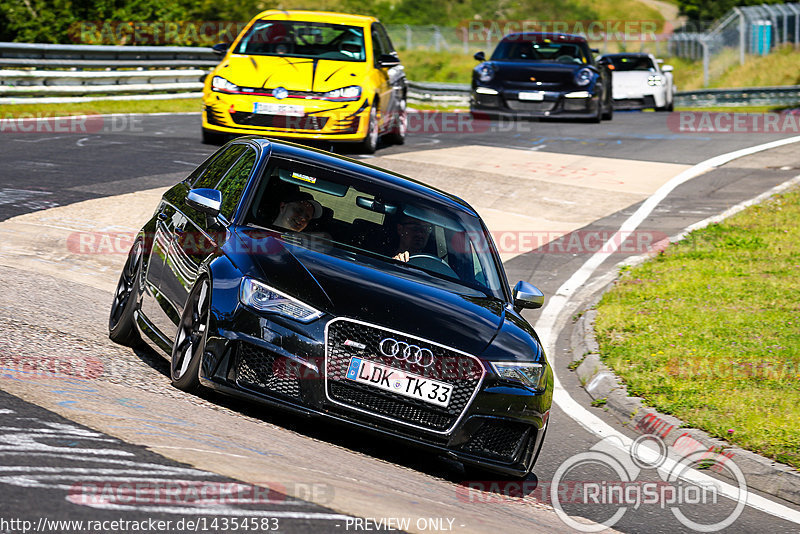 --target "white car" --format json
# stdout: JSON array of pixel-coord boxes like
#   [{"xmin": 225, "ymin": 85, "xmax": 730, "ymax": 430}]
[{"xmin": 602, "ymin": 53, "xmax": 675, "ymax": 111}]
